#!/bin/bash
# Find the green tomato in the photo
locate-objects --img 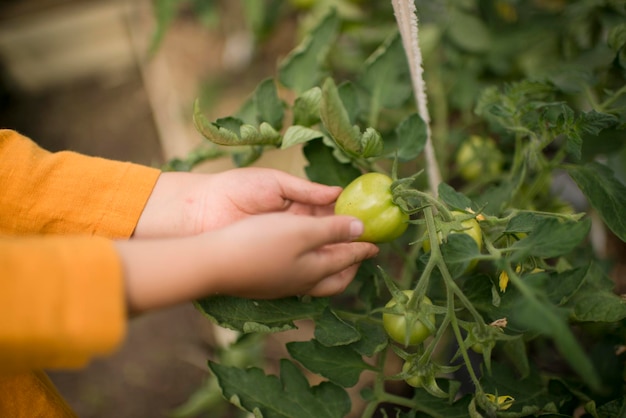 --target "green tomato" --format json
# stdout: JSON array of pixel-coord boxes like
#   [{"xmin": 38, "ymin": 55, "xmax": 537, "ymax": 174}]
[
  {"xmin": 334, "ymin": 173, "xmax": 409, "ymax": 243},
  {"xmin": 422, "ymin": 211, "xmax": 482, "ymax": 272},
  {"xmin": 382, "ymin": 290, "xmax": 435, "ymax": 346},
  {"xmin": 454, "ymin": 211, "xmax": 483, "ymax": 251},
  {"xmin": 423, "ymin": 210, "xmax": 482, "ymax": 251},
  {"xmin": 456, "ymin": 135, "xmax": 504, "ymax": 182},
  {"xmin": 402, "ymin": 361, "xmax": 422, "ymax": 388},
  {"xmin": 471, "ymin": 342, "xmax": 484, "ymax": 354}
]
